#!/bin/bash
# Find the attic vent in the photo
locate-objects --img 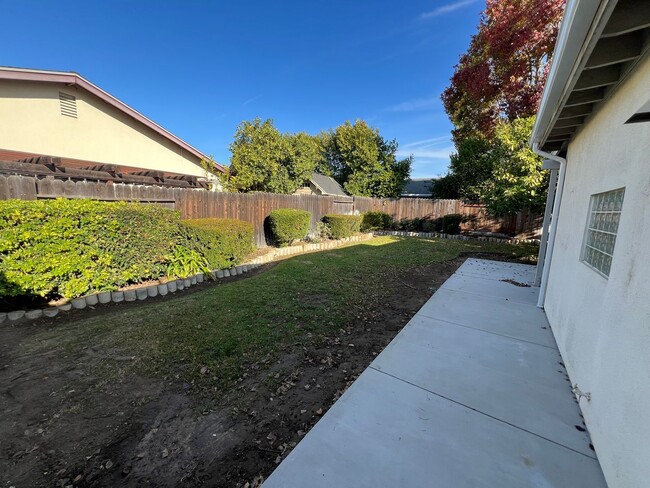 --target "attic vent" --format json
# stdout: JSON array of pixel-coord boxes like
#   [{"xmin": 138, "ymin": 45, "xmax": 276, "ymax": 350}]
[{"xmin": 59, "ymin": 92, "xmax": 77, "ymax": 118}]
